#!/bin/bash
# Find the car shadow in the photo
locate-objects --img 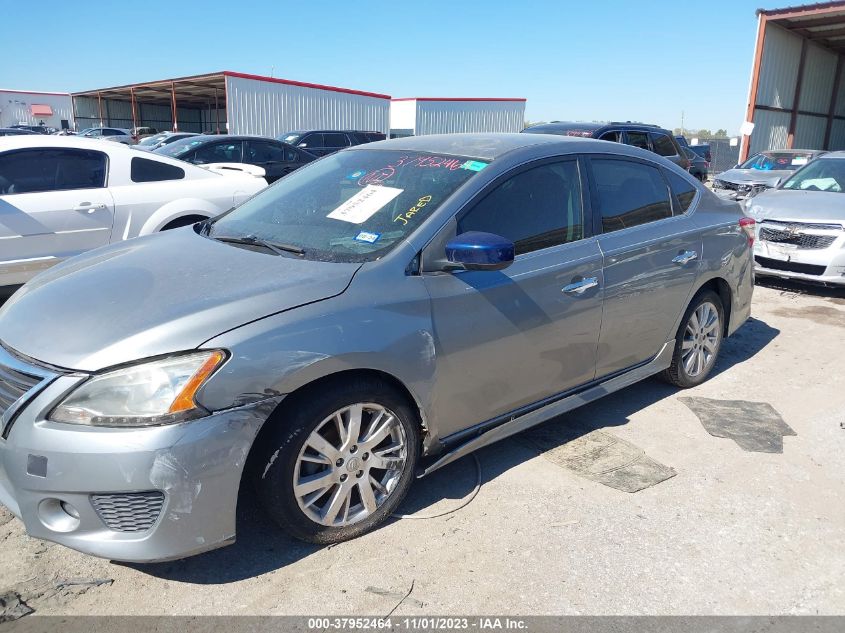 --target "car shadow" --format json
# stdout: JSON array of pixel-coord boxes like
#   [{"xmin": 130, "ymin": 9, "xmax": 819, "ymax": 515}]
[
  {"xmin": 122, "ymin": 317, "xmax": 778, "ymax": 584},
  {"xmin": 755, "ymin": 276, "xmax": 845, "ymax": 301}
]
